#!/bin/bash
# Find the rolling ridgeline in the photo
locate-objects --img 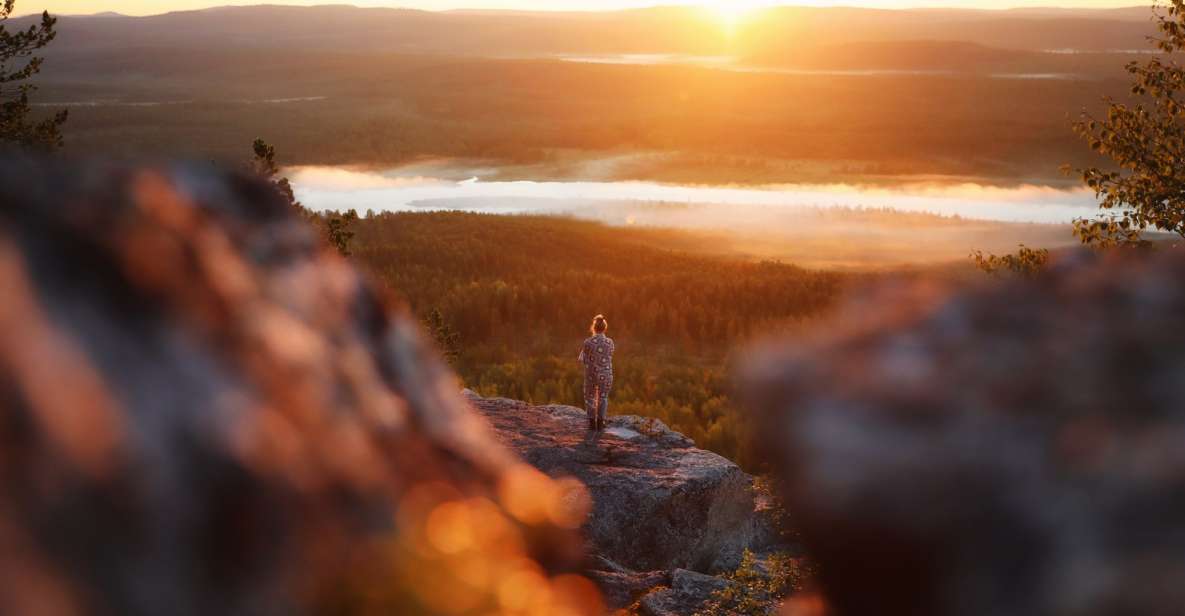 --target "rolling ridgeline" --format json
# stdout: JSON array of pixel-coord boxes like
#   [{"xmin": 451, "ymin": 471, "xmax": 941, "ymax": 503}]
[
  {"xmin": 22, "ymin": 4, "xmax": 1154, "ymax": 185},
  {"xmin": 351, "ymin": 212, "xmax": 847, "ymax": 471}
]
